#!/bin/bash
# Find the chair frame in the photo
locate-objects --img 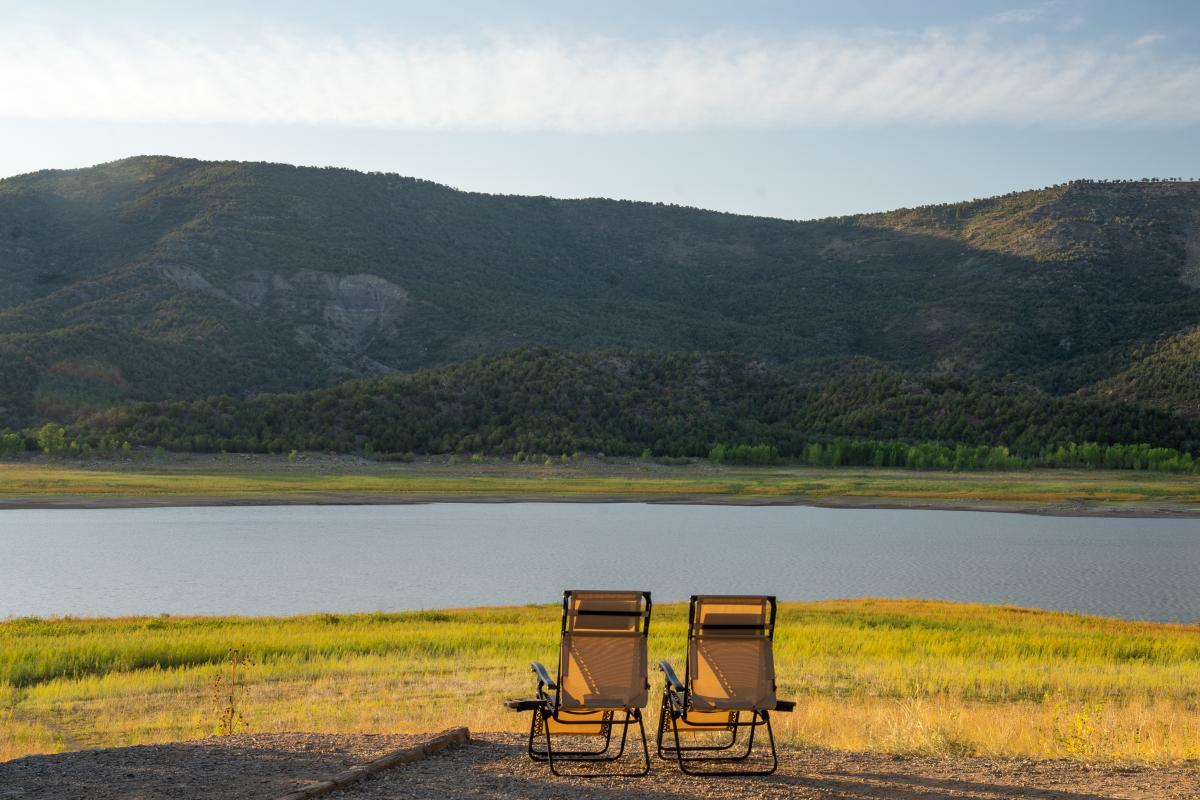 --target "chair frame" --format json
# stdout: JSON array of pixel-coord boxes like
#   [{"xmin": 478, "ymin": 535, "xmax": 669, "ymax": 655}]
[
  {"xmin": 657, "ymin": 594, "xmax": 793, "ymax": 776},
  {"xmin": 508, "ymin": 590, "xmax": 652, "ymax": 777}
]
